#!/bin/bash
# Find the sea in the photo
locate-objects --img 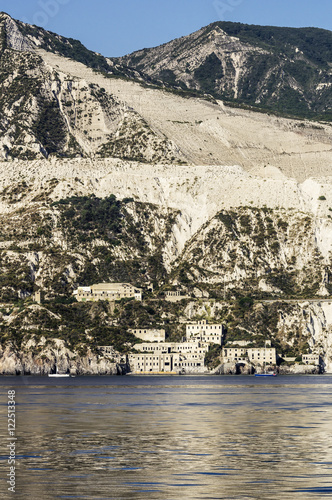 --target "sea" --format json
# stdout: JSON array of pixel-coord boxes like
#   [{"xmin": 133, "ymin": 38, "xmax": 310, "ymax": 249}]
[{"xmin": 1, "ymin": 374, "xmax": 332, "ymax": 500}]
